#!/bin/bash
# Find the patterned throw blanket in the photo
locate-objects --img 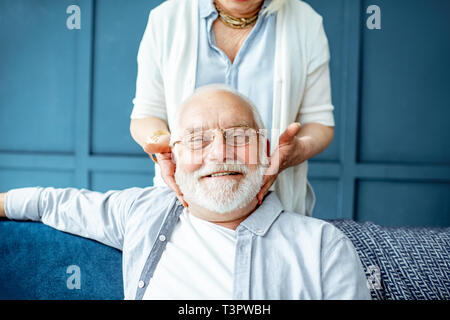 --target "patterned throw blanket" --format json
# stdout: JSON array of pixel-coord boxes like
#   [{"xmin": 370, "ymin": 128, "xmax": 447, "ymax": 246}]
[{"xmin": 330, "ymin": 220, "xmax": 450, "ymax": 300}]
